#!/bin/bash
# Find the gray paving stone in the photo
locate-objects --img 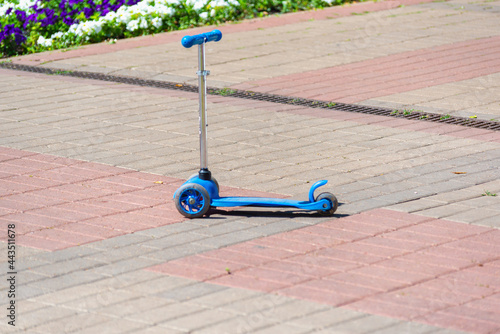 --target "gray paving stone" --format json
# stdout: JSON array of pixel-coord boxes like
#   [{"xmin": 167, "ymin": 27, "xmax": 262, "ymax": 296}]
[
  {"xmin": 158, "ymin": 281, "xmax": 228, "ymax": 302},
  {"xmin": 444, "ymin": 208, "xmax": 499, "ymax": 223},
  {"xmin": 73, "ymin": 318, "xmax": 148, "ymax": 334},
  {"xmin": 191, "ymin": 315, "xmax": 279, "ymax": 334},
  {"xmin": 84, "ymin": 234, "xmax": 152, "ymax": 251},
  {"xmin": 125, "ymin": 275, "xmax": 196, "ymax": 296},
  {"xmin": 185, "ymin": 287, "xmax": 261, "ymax": 308},
  {"xmin": 140, "ymin": 243, "xmax": 213, "ymax": 262},
  {"xmin": 289, "ymin": 307, "xmax": 368, "ymax": 329},
  {"xmin": 369, "ymin": 321, "xmax": 451, "ymax": 334},
  {"xmin": 474, "ymin": 215, "xmax": 500, "ymax": 228},
  {"xmin": 189, "ymin": 221, "xmax": 255, "ymax": 237},
  {"xmin": 87, "ymin": 270, "xmax": 163, "ymax": 291},
  {"xmin": 30, "ymin": 312, "xmax": 113, "ymax": 334},
  {"xmin": 83, "ymin": 244, "xmax": 156, "ymax": 264},
  {"xmin": 29, "ymin": 244, "xmax": 100, "ymax": 264},
  {"xmin": 133, "ymin": 222, "xmax": 203, "ymax": 237},
  {"xmin": 129, "ymin": 326, "xmax": 186, "ymax": 334},
  {"xmin": 68, "ymin": 149, "xmax": 127, "ymax": 161},
  {"xmin": 431, "ymin": 328, "xmax": 471, "ymax": 334},
  {"xmin": 17, "ymin": 305, "xmax": 77, "ymax": 330},
  {"xmin": 416, "ymin": 203, "xmax": 474, "ymax": 219},
  {"xmin": 13, "ymin": 299, "xmax": 47, "ymax": 314},
  {"xmin": 30, "ymin": 257, "xmax": 106, "ymax": 277},
  {"xmin": 30, "ymin": 283, "xmax": 104, "ymax": 305},
  {"xmin": 340, "ymin": 198, "xmax": 397, "ymax": 215},
  {"xmin": 455, "ymin": 169, "xmax": 500, "ymax": 186},
  {"xmin": 375, "ymin": 187, "xmax": 439, "ymax": 203},
  {"xmin": 161, "ymin": 308, "xmax": 238, "ymax": 332},
  {"xmin": 245, "ymin": 220, "xmax": 309, "ymax": 236},
  {"xmin": 425, "ymin": 189, "xmax": 480, "ymax": 204},
  {"xmin": 192, "ymin": 229, "xmax": 264, "ymax": 248},
  {"xmin": 265, "ymin": 299, "xmax": 330, "ymax": 322},
  {"xmin": 20, "ymin": 270, "xmax": 103, "ymax": 298},
  {"xmin": 125, "ymin": 302, "xmax": 204, "ymax": 326},
  {"xmin": 385, "ymin": 198, "xmax": 445, "ymax": 213},
  {"xmin": 92, "ymin": 257, "xmax": 161, "ymax": 277},
  {"xmin": 63, "ymin": 289, "xmax": 142, "ymax": 312},
  {"xmin": 11, "ymin": 271, "xmax": 50, "ymax": 286},
  {"xmin": 12, "ymin": 257, "xmax": 51, "ymax": 271},
  {"xmin": 97, "ymin": 296, "xmax": 171, "ymax": 318},
  {"xmin": 341, "ymin": 189, "xmax": 387, "ymax": 203},
  {"xmin": 140, "ymin": 233, "xmax": 207, "ymax": 250},
  {"xmin": 251, "ymin": 323, "xmax": 312, "ymax": 334},
  {"xmin": 326, "ymin": 314, "xmax": 402, "ymax": 333},
  {"xmin": 218, "ymin": 293, "xmax": 291, "ymax": 316}
]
